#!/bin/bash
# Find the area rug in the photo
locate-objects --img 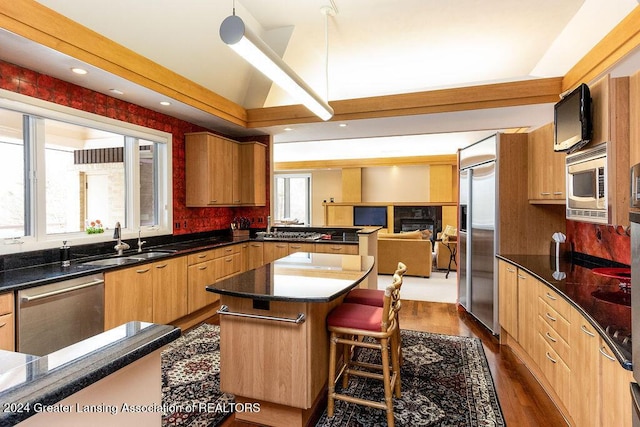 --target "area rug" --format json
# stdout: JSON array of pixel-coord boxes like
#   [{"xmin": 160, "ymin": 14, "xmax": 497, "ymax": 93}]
[{"xmin": 161, "ymin": 323, "xmax": 505, "ymax": 427}]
